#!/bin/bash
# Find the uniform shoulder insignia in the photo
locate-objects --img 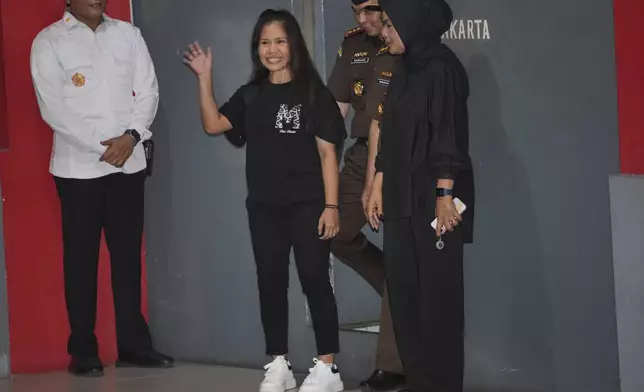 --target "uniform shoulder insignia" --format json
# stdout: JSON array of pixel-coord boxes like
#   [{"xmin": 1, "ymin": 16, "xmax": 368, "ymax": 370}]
[
  {"xmin": 377, "ymin": 46, "xmax": 390, "ymax": 56},
  {"xmin": 344, "ymin": 26, "xmax": 364, "ymax": 39}
]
